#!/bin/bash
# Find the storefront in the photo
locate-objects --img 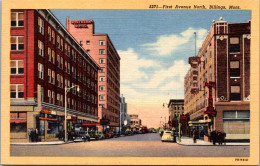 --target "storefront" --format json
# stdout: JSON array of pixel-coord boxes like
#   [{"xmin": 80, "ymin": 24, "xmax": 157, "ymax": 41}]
[{"xmin": 188, "ymin": 119, "xmax": 212, "ymax": 140}]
